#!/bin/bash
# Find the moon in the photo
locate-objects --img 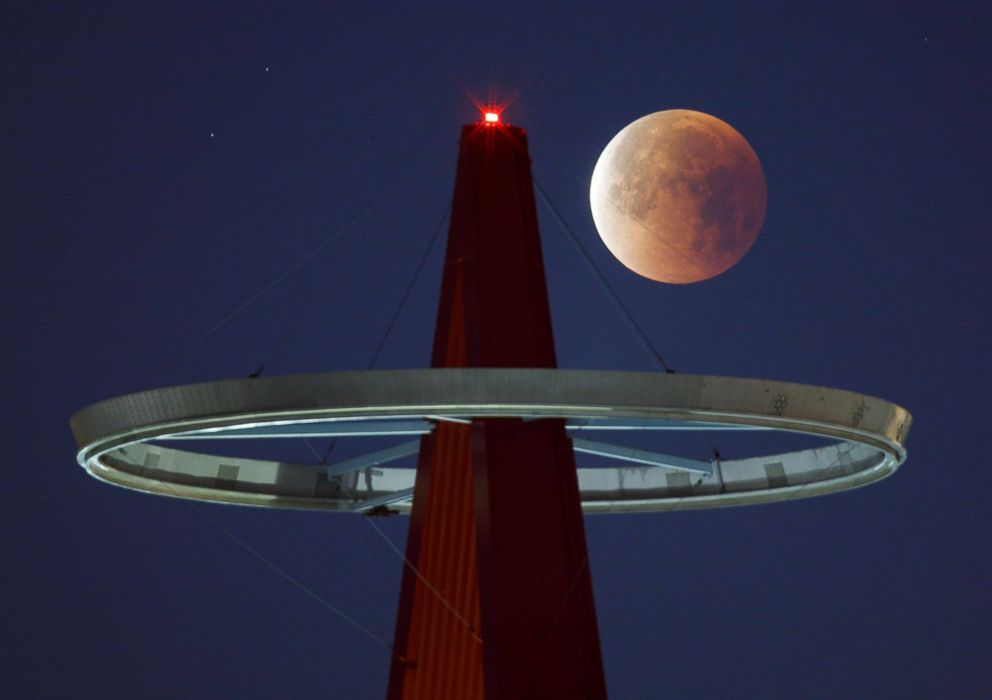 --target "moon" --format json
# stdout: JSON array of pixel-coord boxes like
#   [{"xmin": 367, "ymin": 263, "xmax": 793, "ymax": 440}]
[{"xmin": 590, "ymin": 110, "xmax": 767, "ymax": 284}]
